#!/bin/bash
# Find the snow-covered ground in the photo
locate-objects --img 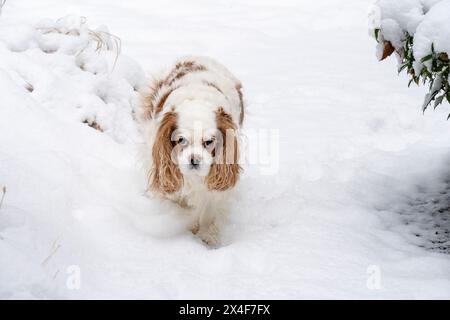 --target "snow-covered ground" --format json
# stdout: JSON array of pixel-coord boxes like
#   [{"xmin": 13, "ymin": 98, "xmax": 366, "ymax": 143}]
[{"xmin": 1, "ymin": 0, "xmax": 450, "ymax": 299}]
